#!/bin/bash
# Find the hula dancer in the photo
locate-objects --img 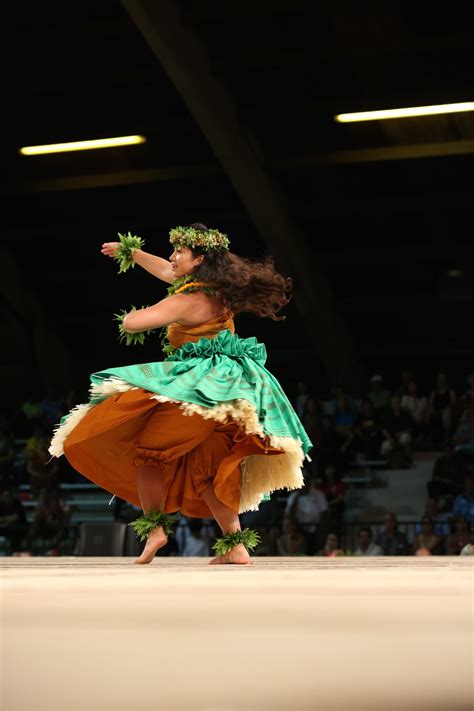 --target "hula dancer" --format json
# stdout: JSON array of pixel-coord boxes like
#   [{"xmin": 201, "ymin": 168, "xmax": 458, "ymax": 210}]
[{"xmin": 49, "ymin": 223, "xmax": 312, "ymax": 564}]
